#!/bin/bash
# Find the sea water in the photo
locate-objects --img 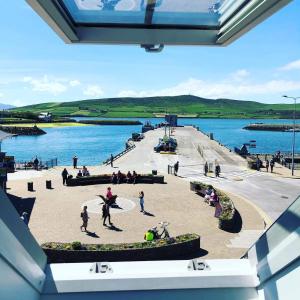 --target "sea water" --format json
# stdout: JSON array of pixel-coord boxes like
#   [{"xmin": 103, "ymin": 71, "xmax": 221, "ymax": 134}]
[{"xmin": 2, "ymin": 118, "xmax": 299, "ymax": 165}]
